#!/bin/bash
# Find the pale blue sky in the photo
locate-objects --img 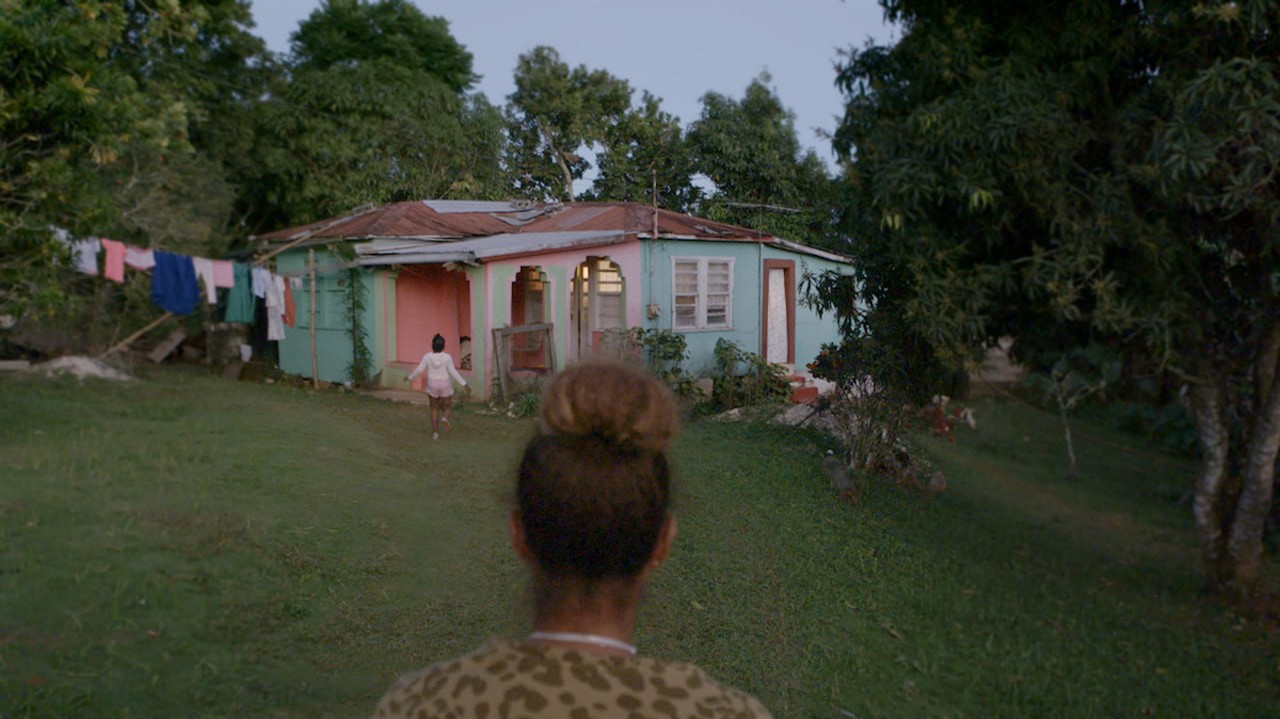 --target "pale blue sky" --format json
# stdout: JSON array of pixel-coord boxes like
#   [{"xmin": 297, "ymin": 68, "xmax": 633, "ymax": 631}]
[{"xmin": 248, "ymin": 0, "xmax": 897, "ymax": 172}]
